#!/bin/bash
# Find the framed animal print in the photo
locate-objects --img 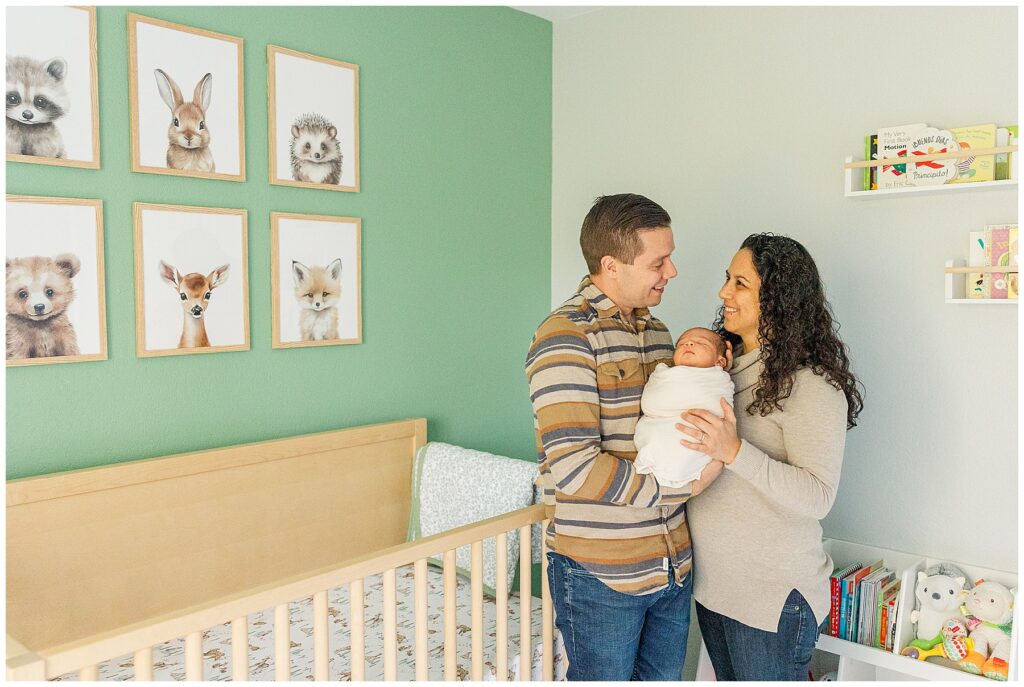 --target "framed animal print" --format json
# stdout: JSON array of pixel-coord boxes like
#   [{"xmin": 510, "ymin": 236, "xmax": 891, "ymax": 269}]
[
  {"xmin": 6, "ymin": 195, "xmax": 107, "ymax": 366},
  {"xmin": 267, "ymin": 45, "xmax": 359, "ymax": 192},
  {"xmin": 133, "ymin": 203, "xmax": 249, "ymax": 358},
  {"xmin": 271, "ymin": 212, "xmax": 362, "ymax": 348},
  {"xmin": 128, "ymin": 13, "xmax": 245, "ymax": 181},
  {"xmin": 6, "ymin": 6, "xmax": 100, "ymax": 169}
]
